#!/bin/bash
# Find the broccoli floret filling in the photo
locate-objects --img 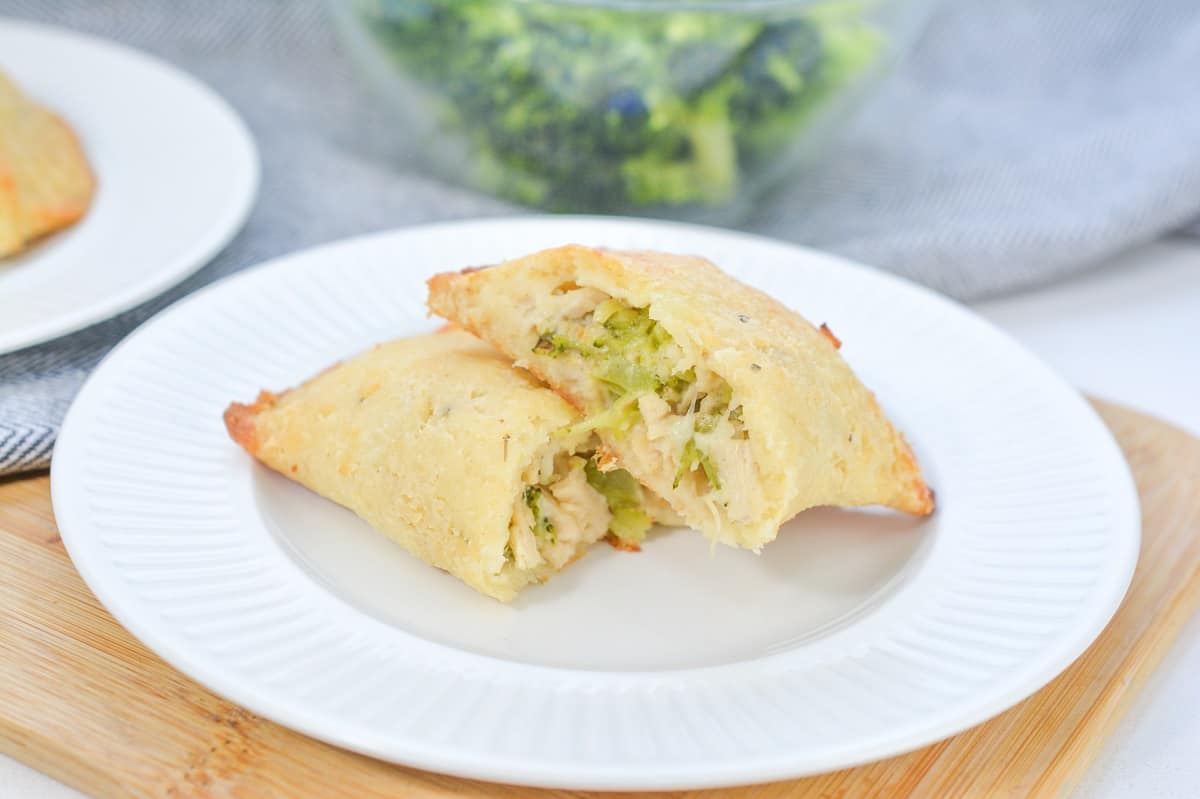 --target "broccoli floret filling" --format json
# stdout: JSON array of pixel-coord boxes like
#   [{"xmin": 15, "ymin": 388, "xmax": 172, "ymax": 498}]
[
  {"xmin": 536, "ymin": 299, "xmax": 746, "ymax": 494},
  {"xmin": 535, "ymin": 304, "xmax": 676, "ymax": 400},
  {"xmin": 523, "ymin": 485, "xmax": 555, "ymax": 543},
  {"xmin": 537, "ymin": 303, "xmax": 677, "ymax": 401},
  {"xmin": 517, "ymin": 454, "xmax": 653, "ymax": 562},
  {"xmin": 675, "ymin": 438, "xmax": 722, "ymax": 491},
  {"xmin": 532, "ymin": 331, "xmax": 585, "ymax": 356},
  {"xmin": 568, "ymin": 394, "xmax": 642, "ymax": 440},
  {"xmin": 584, "ymin": 459, "xmax": 653, "ymax": 544}
]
